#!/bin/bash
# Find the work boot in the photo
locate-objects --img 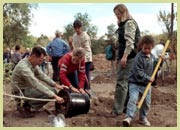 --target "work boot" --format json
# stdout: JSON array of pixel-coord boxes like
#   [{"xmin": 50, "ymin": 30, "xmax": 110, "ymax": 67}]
[{"xmin": 17, "ymin": 105, "xmax": 35, "ymax": 118}]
